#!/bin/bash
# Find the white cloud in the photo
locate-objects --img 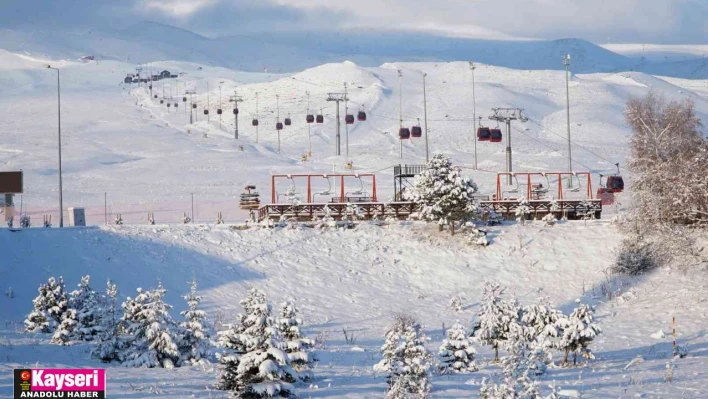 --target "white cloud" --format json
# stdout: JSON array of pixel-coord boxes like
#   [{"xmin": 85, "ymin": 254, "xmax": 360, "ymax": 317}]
[{"xmin": 140, "ymin": 0, "xmax": 218, "ymax": 18}]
